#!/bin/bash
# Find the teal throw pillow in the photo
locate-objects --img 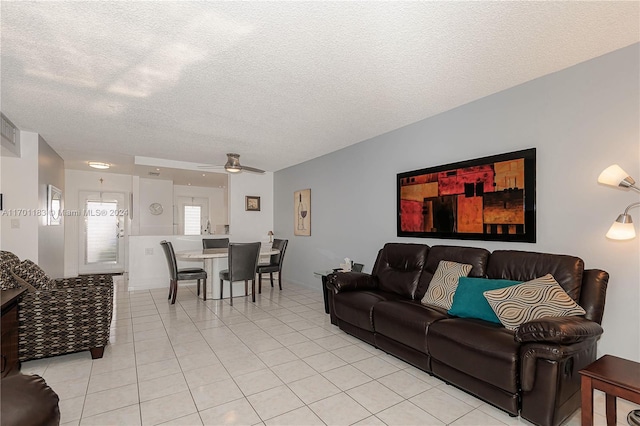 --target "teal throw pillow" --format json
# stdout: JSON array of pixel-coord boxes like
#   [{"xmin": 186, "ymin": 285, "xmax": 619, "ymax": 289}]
[{"xmin": 448, "ymin": 277, "xmax": 521, "ymax": 324}]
